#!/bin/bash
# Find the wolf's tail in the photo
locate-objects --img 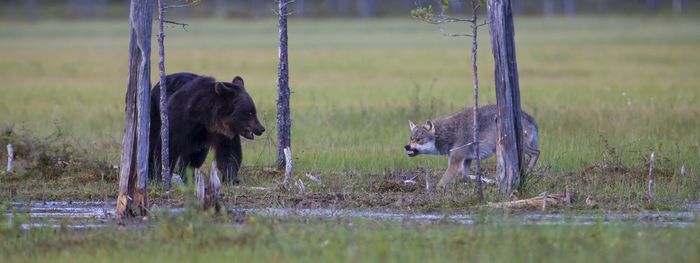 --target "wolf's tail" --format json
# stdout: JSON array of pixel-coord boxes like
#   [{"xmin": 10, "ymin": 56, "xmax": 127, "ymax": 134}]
[{"xmin": 522, "ymin": 112, "xmax": 539, "ymax": 149}]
